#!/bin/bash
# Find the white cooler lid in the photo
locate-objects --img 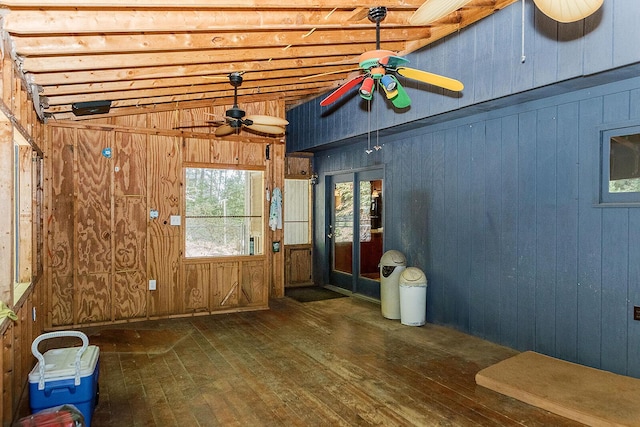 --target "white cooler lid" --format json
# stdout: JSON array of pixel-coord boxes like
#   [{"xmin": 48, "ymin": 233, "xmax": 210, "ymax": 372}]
[{"xmin": 29, "ymin": 345, "xmax": 99, "ymax": 383}]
